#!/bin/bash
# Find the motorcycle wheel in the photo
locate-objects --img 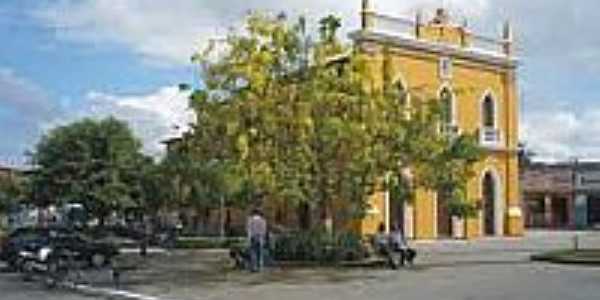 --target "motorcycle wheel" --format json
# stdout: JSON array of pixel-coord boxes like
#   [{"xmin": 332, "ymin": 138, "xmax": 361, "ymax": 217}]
[
  {"xmin": 91, "ymin": 253, "xmax": 106, "ymax": 268},
  {"xmin": 7, "ymin": 259, "xmax": 18, "ymax": 272},
  {"xmin": 44, "ymin": 276, "xmax": 57, "ymax": 289},
  {"xmin": 45, "ymin": 258, "xmax": 68, "ymax": 289},
  {"xmin": 21, "ymin": 260, "xmax": 34, "ymax": 282}
]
